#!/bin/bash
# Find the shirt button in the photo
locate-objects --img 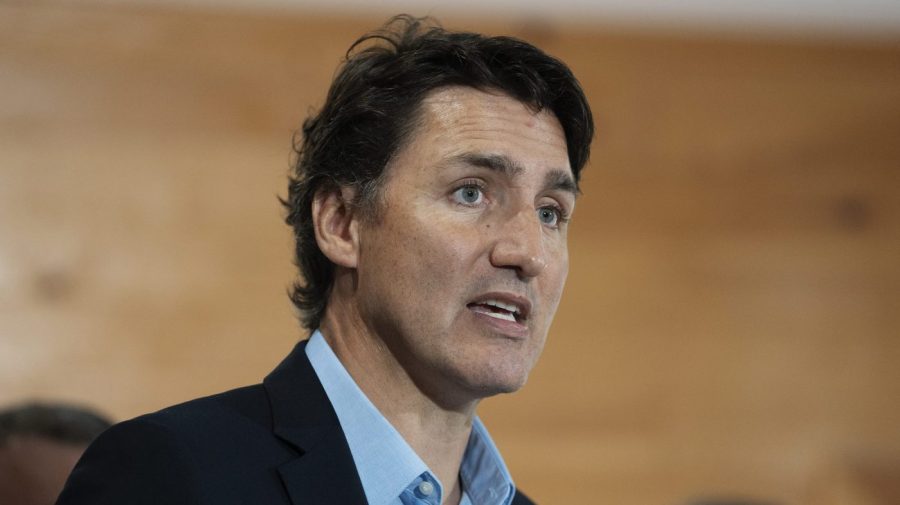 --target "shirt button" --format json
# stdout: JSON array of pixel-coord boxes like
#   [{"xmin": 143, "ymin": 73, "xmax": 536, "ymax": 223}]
[{"xmin": 418, "ymin": 481, "xmax": 435, "ymax": 497}]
